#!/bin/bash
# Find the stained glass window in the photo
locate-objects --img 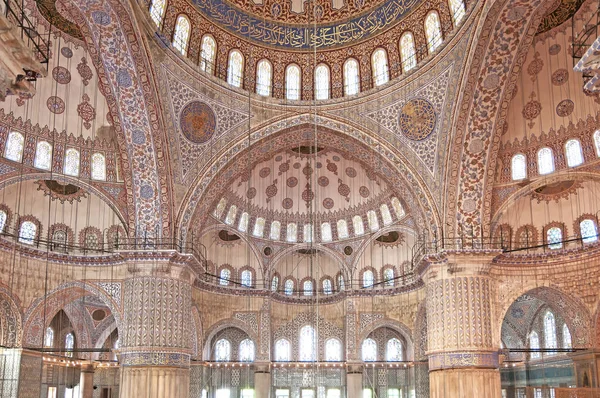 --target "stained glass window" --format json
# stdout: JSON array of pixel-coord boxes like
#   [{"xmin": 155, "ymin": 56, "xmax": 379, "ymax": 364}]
[
  {"xmin": 594, "ymin": 130, "xmax": 600, "ymax": 157},
  {"xmin": 299, "ymin": 325, "xmax": 316, "ymax": 361},
  {"xmin": 537, "ymin": 147, "xmax": 555, "ymax": 175},
  {"xmin": 386, "ymin": 338, "xmax": 403, "ymax": 361},
  {"xmin": 256, "ymin": 59, "xmax": 272, "ymax": 96},
  {"xmin": 91, "ymin": 153, "xmax": 106, "ymax": 180},
  {"xmin": 220, "ymin": 268, "xmax": 231, "ymax": 285},
  {"xmin": 303, "ymin": 223, "xmax": 314, "ymax": 243},
  {"xmin": 544, "ymin": 311, "xmax": 557, "ymax": 353},
  {"xmin": 391, "ymin": 197, "xmax": 405, "ymax": 218},
  {"xmin": 372, "ymin": 48, "xmax": 389, "ymax": 86},
  {"xmin": 64, "ymin": 148, "xmax": 80, "ymax": 177},
  {"xmin": 338, "ymin": 274, "xmax": 345, "ymax": 291},
  {"xmin": 270, "ymin": 221, "xmax": 281, "ymax": 240},
  {"xmin": 44, "ymin": 327, "xmax": 54, "ymax": 347},
  {"xmin": 0, "ymin": 210, "xmax": 7, "ymax": 232},
  {"xmin": 323, "ymin": 278, "xmax": 333, "ymax": 295},
  {"xmin": 344, "ymin": 58, "xmax": 360, "ymax": 96},
  {"xmin": 530, "ymin": 331, "xmax": 540, "ymax": 359},
  {"xmin": 239, "ymin": 339, "xmax": 255, "ymax": 362},
  {"xmin": 362, "ymin": 338, "xmax": 377, "ymax": 361},
  {"xmin": 388, "ymin": 389, "xmax": 401, "ymax": 398},
  {"xmin": 284, "ymin": 279, "xmax": 294, "ymax": 295},
  {"xmin": 65, "ymin": 332, "xmax": 74, "ymax": 357},
  {"xmin": 241, "ymin": 270, "xmax": 252, "ymax": 287},
  {"xmin": 214, "ymin": 198, "xmax": 227, "ymax": 218},
  {"xmin": 286, "ymin": 223, "xmax": 297, "ymax": 242},
  {"xmin": 380, "ymin": 204, "xmax": 392, "ymax": 226},
  {"xmin": 238, "ymin": 212, "xmax": 249, "ymax": 232},
  {"xmin": 367, "ymin": 210, "xmax": 379, "ymax": 232},
  {"xmin": 83, "ymin": 228, "xmax": 100, "ymax": 249},
  {"xmin": 286, "ymin": 64, "xmax": 301, "ymax": 100},
  {"xmin": 337, "ymin": 219, "xmax": 349, "ymax": 239},
  {"xmin": 321, "ymin": 222, "xmax": 332, "ymax": 242},
  {"xmin": 227, "ymin": 50, "xmax": 244, "ymax": 88},
  {"xmin": 225, "ymin": 205, "xmax": 237, "ymax": 225},
  {"xmin": 425, "ymin": 11, "xmax": 443, "ymax": 53},
  {"xmin": 275, "ymin": 339, "xmax": 290, "ymax": 361},
  {"xmin": 565, "ymin": 139, "xmax": 583, "ymax": 167},
  {"xmin": 149, "ymin": 0, "xmax": 166, "ymax": 27},
  {"xmin": 363, "ymin": 269, "xmax": 374, "ymax": 288},
  {"xmin": 172, "ymin": 15, "xmax": 191, "ymax": 56},
  {"xmin": 580, "ymin": 219, "xmax": 597, "ymax": 243},
  {"xmin": 253, "ymin": 217, "xmax": 265, "ymax": 237},
  {"xmin": 325, "ymin": 338, "xmax": 342, "ymax": 361},
  {"xmin": 19, "ymin": 221, "xmax": 37, "ymax": 244},
  {"xmin": 5, "ymin": 132, "xmax": 24, "ymax": 162},
  {"xmin": 215, "ymin": 339, "xmax": 231, "ymax": 361},
  {"xmin": 517, "ymin": 226, "xmax": 536, "ymax": 248},
  {"xmin": 303, "ymin": 280, "xmax": 313, "ymax": 296},
  {"xmin": 400, "ymin": 32, "xmax": 417, "ymax": 73},
  {"xmin": 200, "ymin": 35, "xmax": 217, "ymax": 74},
  {"xmin": 34, "ymin": 141, "xmax": 52, "ymax": 170},
  {"xmin": 449, "ymin": 0, "xmax": 466, "ymax": 26},
  {"xmin": 271, "ymin": 275, "xmax": 279, "ymax": 291},
  {"xmin": 562, "ymin": 324, "xmax": 572, "ymax": 348},
  {"xmin": 384, "ymin": 268, "xmax": 394, "ymax": 286},
  {"xmin": 315, "ymin": 64, "xmax": 330, "ymax": 100},
  {"xmin": 353, "ymin": 215, "xmax": 364, "ymax": 235},
  {"xmin": 547, "ymin": 227, "xmax": 562, "ymax": 250},
  {"xmin": 511, "ymin": 154, "xmax": 527, "ymax": 180}
]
